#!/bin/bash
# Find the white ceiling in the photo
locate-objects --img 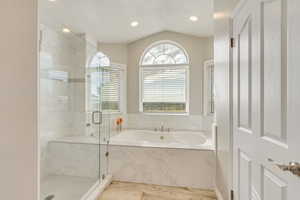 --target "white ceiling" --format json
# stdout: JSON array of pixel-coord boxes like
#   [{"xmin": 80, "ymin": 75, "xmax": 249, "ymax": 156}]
[{"xmin": 39, "ymin": 0, "xmax": 214, "ymax": 43}]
